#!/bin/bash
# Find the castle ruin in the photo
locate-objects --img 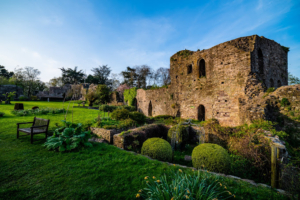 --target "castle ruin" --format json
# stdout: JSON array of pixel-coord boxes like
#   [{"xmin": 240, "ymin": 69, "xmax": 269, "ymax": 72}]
[{"xmin": 136, "ymin": 35, "xmax": 288, "ymax": 126}]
